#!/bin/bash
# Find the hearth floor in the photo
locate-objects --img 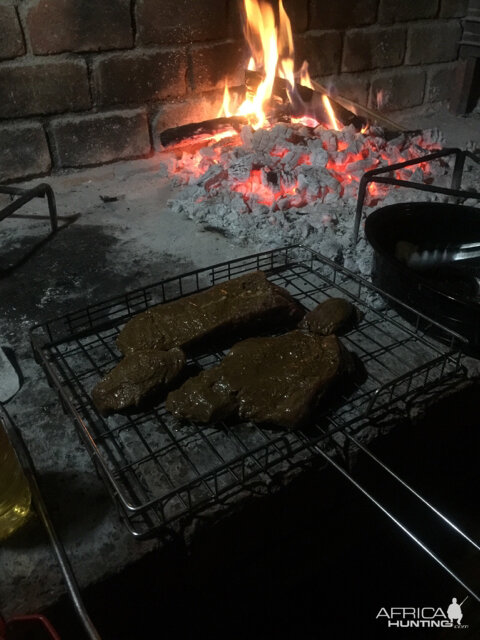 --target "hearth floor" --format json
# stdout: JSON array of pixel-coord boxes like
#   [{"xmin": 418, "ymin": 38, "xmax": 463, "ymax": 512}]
[{"xmin": 0, "ymin": 103, "xmax": 479, "ymax": 621}]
